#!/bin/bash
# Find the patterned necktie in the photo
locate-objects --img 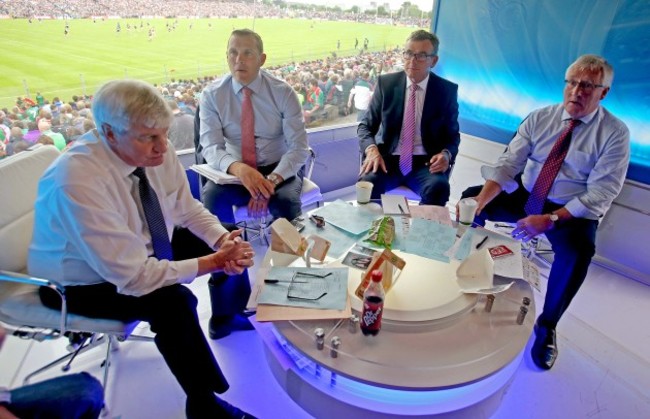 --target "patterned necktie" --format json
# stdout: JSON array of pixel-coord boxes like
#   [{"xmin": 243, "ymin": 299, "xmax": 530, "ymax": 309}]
[
  {"xmin": 240, "ymin": 86, "xmax": 256, "ymax": 168},
  {"xmin": 132, "ymin": 167, "xmax": 173, "ymax": 261},
  {"xmin": 399, "ymin": 83, "xmax": 418, "ymax": 176},
  {"xmin": 524, "ymin": 119, "xmax": 580, "ymax": 215}
]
